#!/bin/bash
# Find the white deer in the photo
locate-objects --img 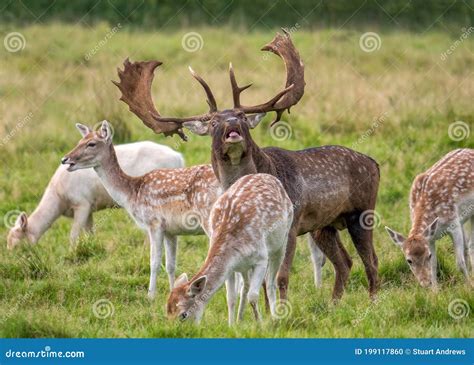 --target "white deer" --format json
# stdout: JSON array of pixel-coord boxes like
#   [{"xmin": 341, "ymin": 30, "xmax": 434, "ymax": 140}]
[
  {"xmin": 7, "ymin": 140, "xmax": 183, "ymax": 249},
  {"xmin": 386, "ymin": 148, "xmax": 474, "ymax": 288},
  {"xmin": 167, "ymin": 173, "xmax": 293, "ymax": 324},
  {"xmin": 61, "ymin": 121, "xmax": 222, "ymax": 298}
]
